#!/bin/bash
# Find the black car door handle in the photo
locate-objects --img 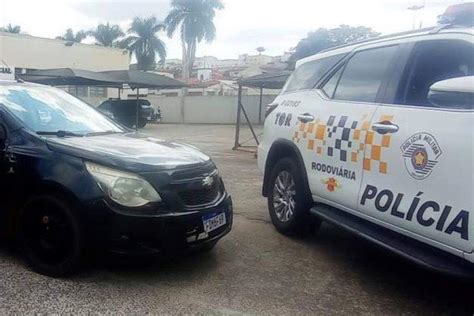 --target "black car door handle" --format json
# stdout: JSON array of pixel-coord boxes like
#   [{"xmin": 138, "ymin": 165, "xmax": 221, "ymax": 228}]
[
  {"xmin": 297, "ymin": 113, "xmax": 315, "ymax": 123},
  {"xmin": 371, "ymin": 122, "xmax": 399, "ymax": 135}
]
